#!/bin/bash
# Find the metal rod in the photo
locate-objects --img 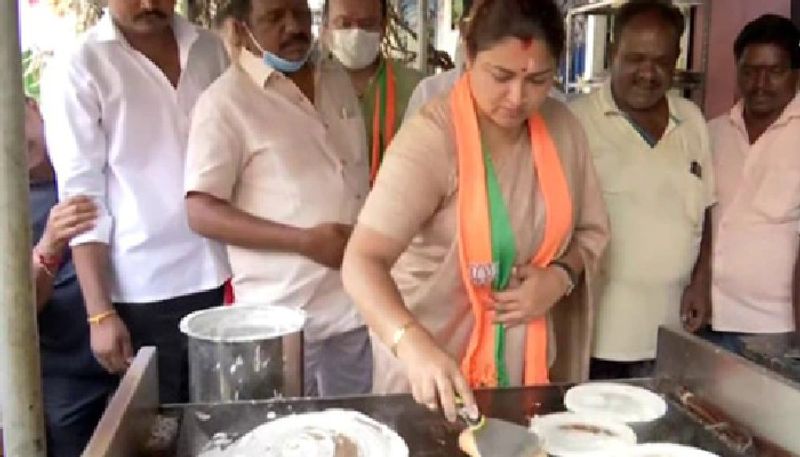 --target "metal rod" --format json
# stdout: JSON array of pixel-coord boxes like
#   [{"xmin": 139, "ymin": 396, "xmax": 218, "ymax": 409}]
[
  {"xmin": 564, "ymin": 11, "xmax": 573, "ymax": 94},
  {"xmin": 0, "ymin": 0, "xmax": 47, "ymax": 455},
  {"xmin": 415, "ymin": 0, "xmax": 429, "ymax": 73}
]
